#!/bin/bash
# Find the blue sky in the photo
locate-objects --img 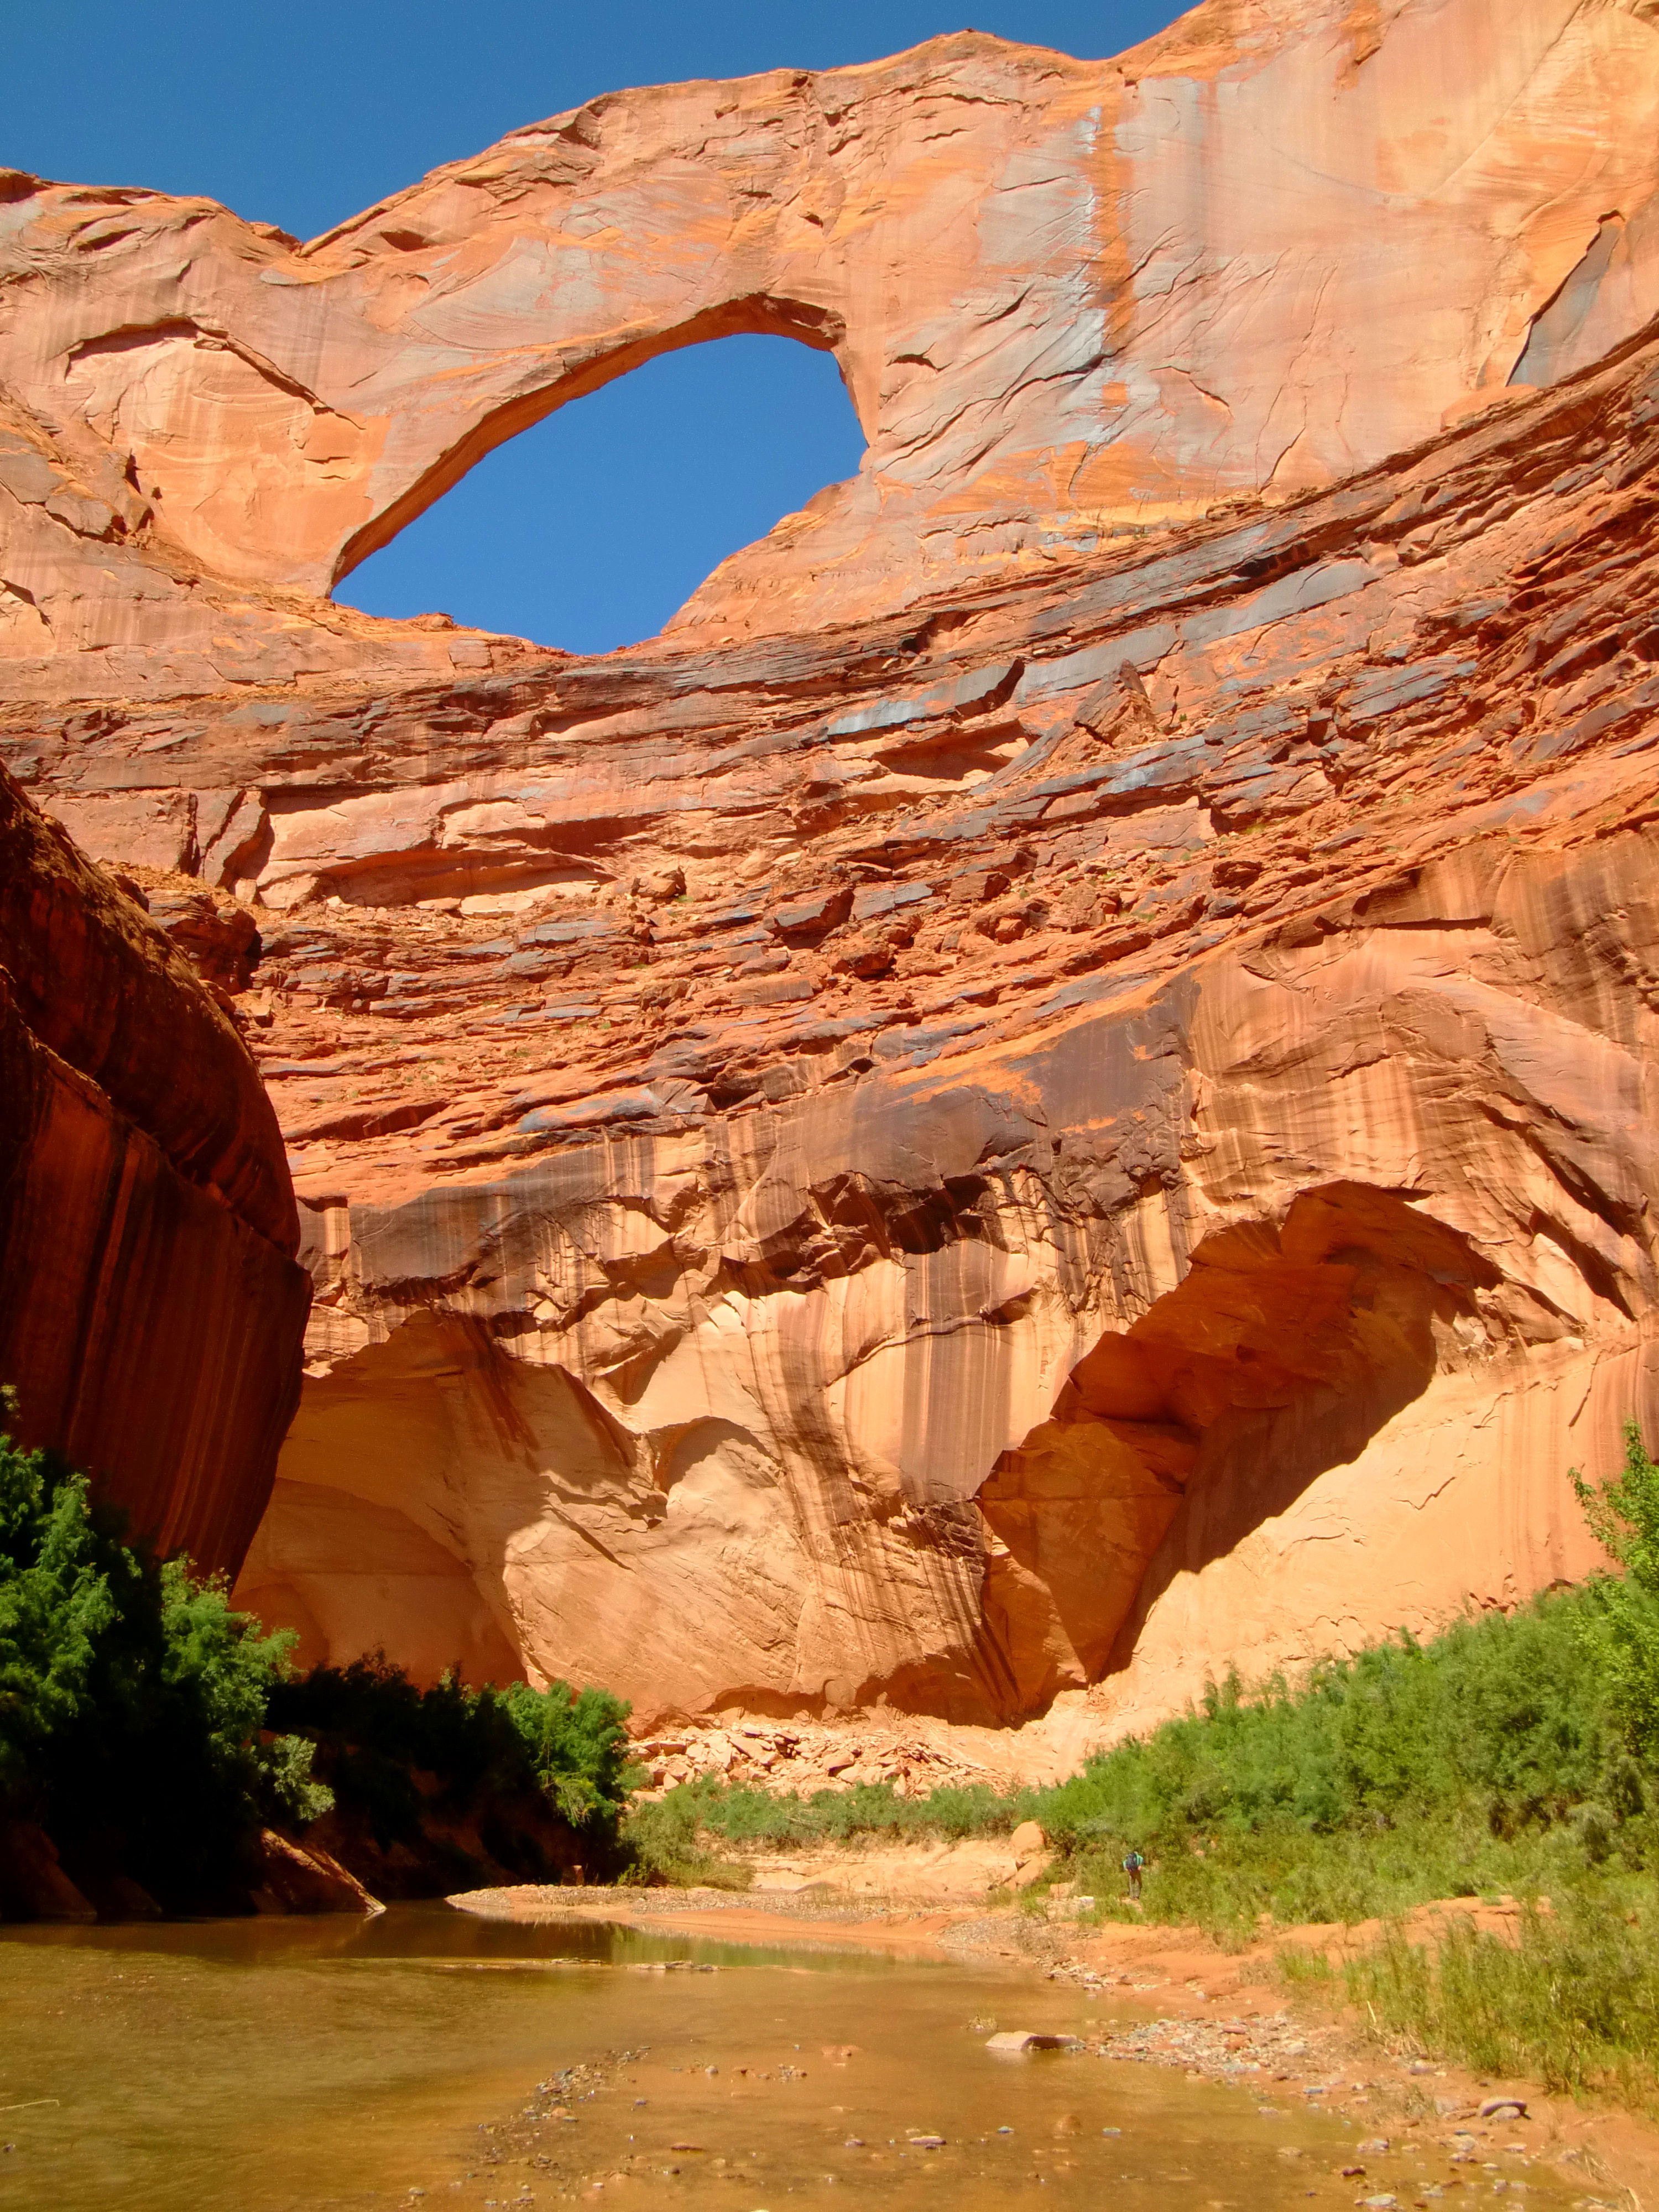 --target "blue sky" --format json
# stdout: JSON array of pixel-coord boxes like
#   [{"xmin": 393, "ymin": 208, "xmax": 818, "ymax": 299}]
[{"xmin": 14, "ymin": 2, "xmax": 1182, "ymax": 653}]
